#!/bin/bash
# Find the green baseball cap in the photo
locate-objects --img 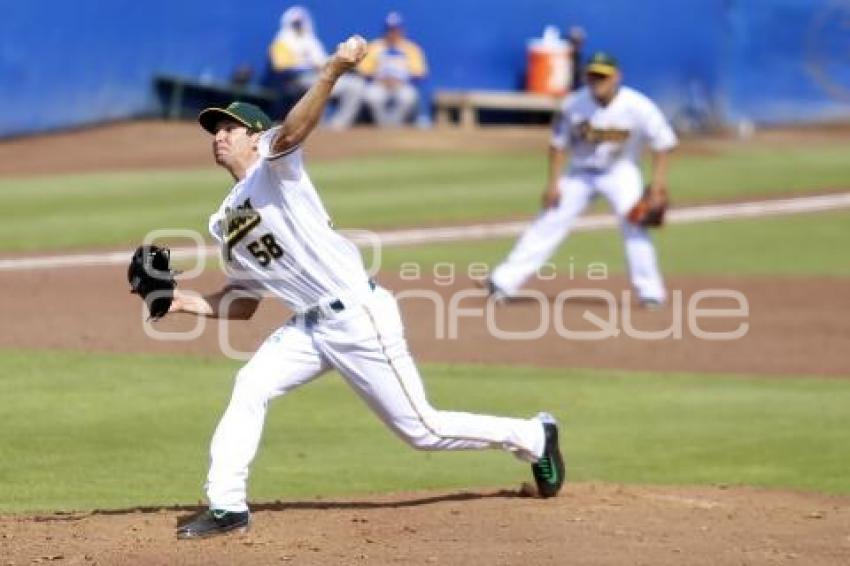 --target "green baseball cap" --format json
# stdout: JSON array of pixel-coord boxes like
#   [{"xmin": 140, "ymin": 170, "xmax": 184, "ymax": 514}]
[
  {"xmin": 586, "ymin": 52, "xmax": 619, "ymax": 76},
  {"xmin": 198, "ymin": 101, "xmax": 273, "ymax": 134}
]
